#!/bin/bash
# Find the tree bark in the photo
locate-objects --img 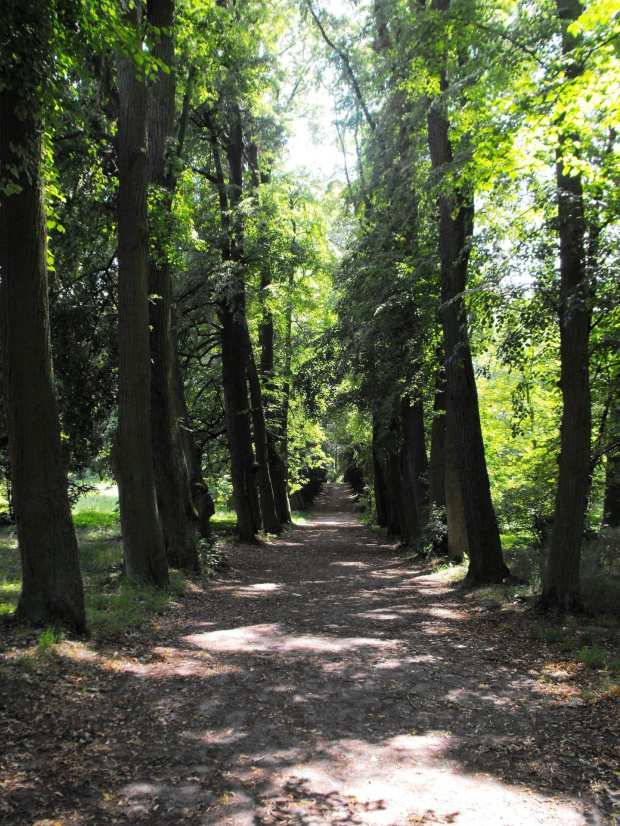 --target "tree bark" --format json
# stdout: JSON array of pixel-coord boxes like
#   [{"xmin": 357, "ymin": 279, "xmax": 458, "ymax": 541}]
[
  {"xmin": 401, "ymin": 394, "xmax": 429, "ymax": 530},
  {"xmin": 603, "ymin": 452, "xmax": 620, "ymax": 528},
  {"xmin": 270, "ymin": 270, "xmax": 295, "ymax": 523},
  {"xmin": 116, "ymin": 6, "xmax": 169, "ymax": 586},
  {"xmin": 221, "ymin": 303, "xmax": 262, "ymax": 540},
  {"xmin": 428, "ymin": 372, "xmax": 449, "ymax": 555},
  {"xmin": 245, "ymin": 329, "xmax": 282, "ymax": 534},
  {"xmin": 172, "ymin": 332, "xmax": 215, "ymax": 538},
  {"xmin": 426, "ymin": 0, "xmax": 509, "ymax": 584},
  {"xmin": 384, "ymin": 452, "xmax": 403, "ymax": 536},
  {"xmin": 540, "ymin": 0, "xmax": 591, "ymax": 611},
  {"xmin": 248, "ymin": 141, "xmax": 290, "ymax": 526},
  {"xmin": 428, "ymin": 369, "xmax": 447, "ymax": 510},
  {"xmin": 259, "ymin": 263, "xmax": 292, "ymax": 525},
  {"xmin": 147, "ymin": 0, "xmax": 199, "ymax": 572},
  {"xmin": 398, "ymin": 448, "xmax": 421, "ymax": 541},
  {"xmin": 372, "ymin": 420, "xmax": 389, "ymax": 528},
  {"xmin": 445, "ymin": 405, "xmax": 468, "ymax": 562},
  {"xmin": 0, "ymin": 84, "xmax": 86, "ymax": 632}
]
